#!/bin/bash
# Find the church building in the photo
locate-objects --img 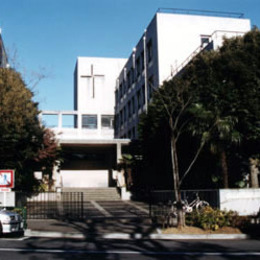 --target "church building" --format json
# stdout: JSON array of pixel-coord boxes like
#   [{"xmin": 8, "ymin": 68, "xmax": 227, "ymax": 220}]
[{"xmin": 40, "ymin": 9, "xmax": 251, "ymax": 192}]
